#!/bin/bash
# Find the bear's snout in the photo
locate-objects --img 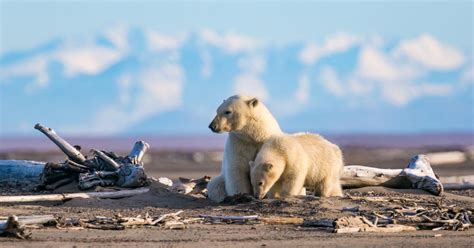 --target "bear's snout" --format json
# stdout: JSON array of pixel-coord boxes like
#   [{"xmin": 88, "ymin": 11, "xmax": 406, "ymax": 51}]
[
  {"xmin": 255, "ymin": 192, "xmax": 265, "ymax": 199},
  {"xmin": 209, "ymin": 121, "xmax": 218, "ymax": 133}
]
